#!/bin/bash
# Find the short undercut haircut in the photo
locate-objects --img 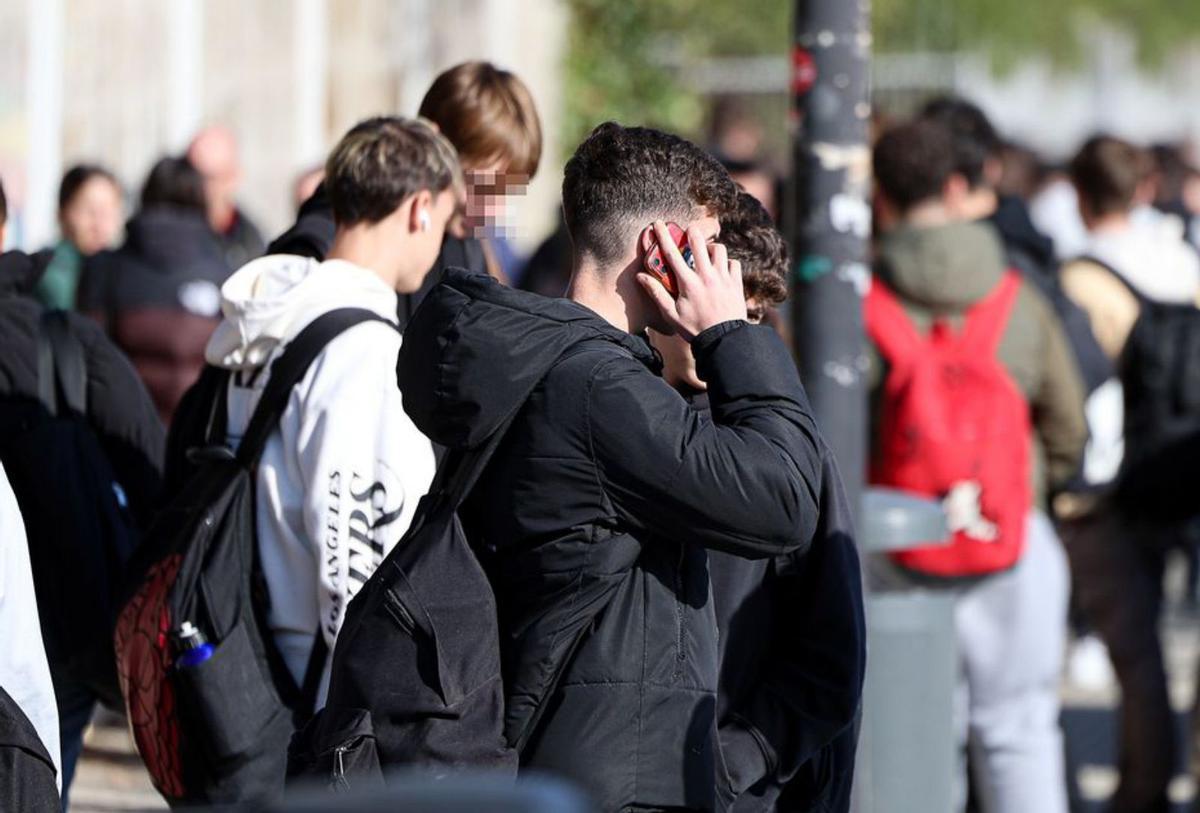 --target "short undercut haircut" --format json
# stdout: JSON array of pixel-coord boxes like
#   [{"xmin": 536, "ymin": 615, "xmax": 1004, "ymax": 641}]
[
  {"xmin": 873, "ymin": 120, "xmax": 958, "ymax": 215},
  {"xmin": 419, "ymin": 61, "xmax": 542, "ymax": 179},
  {"xmin": 562, "ymin": 122, "xmax": 737, "ymax": 265},
  {"xmin": 326, "ymin": 116, "xmax": 463, "ymax": 227},
  {"xmin": 1070, "ymin": 135, "xmax": 1144, "ymax": 219},
  {"xmin": 722, "ymin": 191, "xmax": 788, "ymax": 306}
]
